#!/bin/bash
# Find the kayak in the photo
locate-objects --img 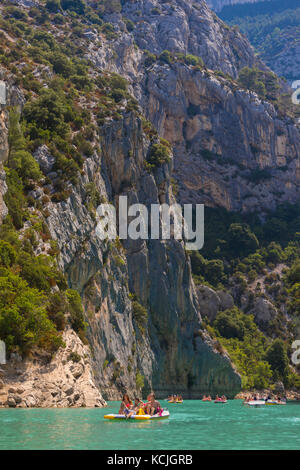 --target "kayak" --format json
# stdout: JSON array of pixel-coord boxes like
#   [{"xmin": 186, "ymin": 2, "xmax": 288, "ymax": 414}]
[
  {"xmin": 214, "ymin": 399, "xmax": 227, "ymax": 403},
  {"xmin": 104, "ymin": 410, "xmax": 170, "ymax": 421},
  {"xmin": 202, "ymin": 398, "xmax": 212, "ymax": 402},
  {"xmin": 167, "ymin": 400, "xmax": 183, "ymax": 404}
]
